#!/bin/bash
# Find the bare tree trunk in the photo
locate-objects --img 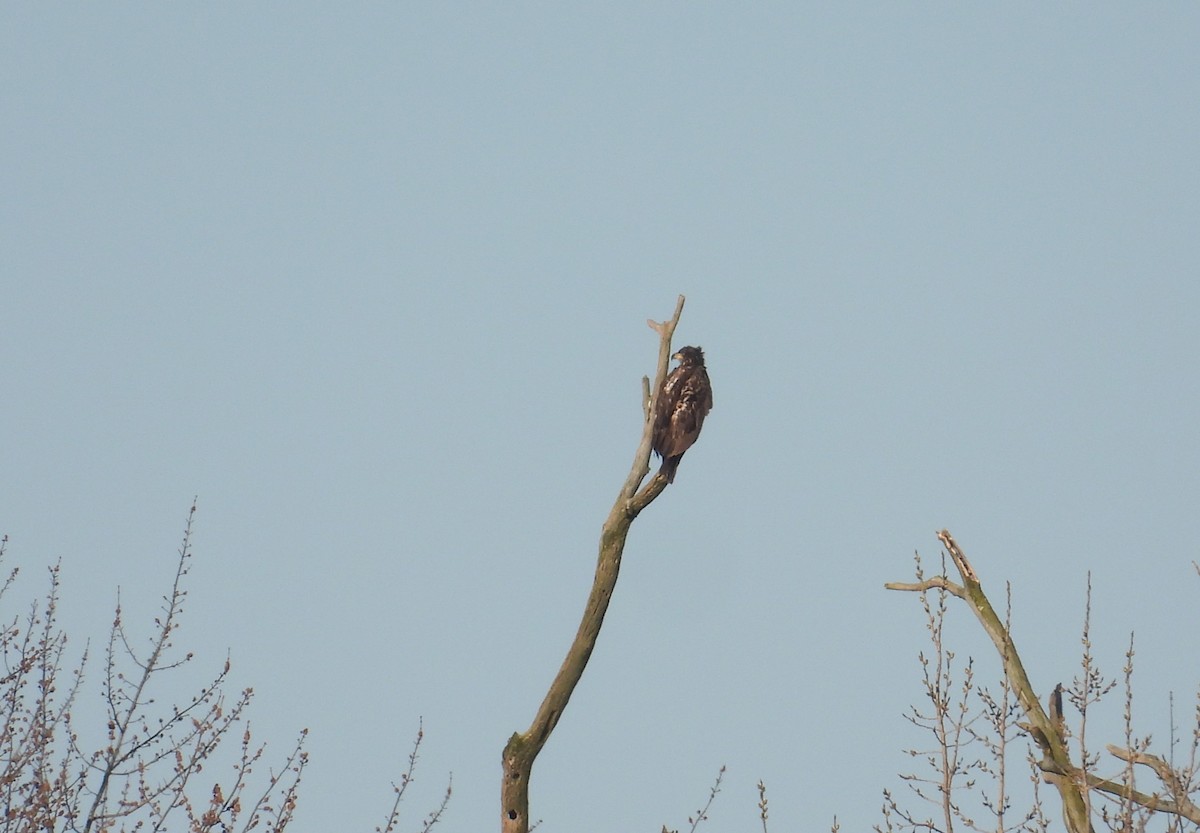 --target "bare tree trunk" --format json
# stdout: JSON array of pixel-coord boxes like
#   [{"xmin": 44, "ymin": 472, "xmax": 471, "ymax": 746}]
[{"xmin": 500, "ymin": 296, "xmax": 689, "ymax": 833}]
